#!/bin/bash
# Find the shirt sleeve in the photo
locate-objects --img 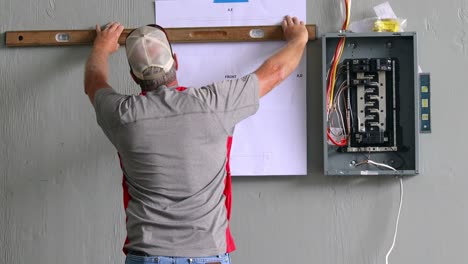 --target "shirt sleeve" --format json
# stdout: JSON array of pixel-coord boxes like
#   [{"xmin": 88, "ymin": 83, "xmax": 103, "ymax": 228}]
[
  {"xmin": 93, "ymin": 88, "xmax": 128, "ymax": 141},
  {"xmin": 189, "ymin": 73, "xmax": 260, "ymax": 130}
]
